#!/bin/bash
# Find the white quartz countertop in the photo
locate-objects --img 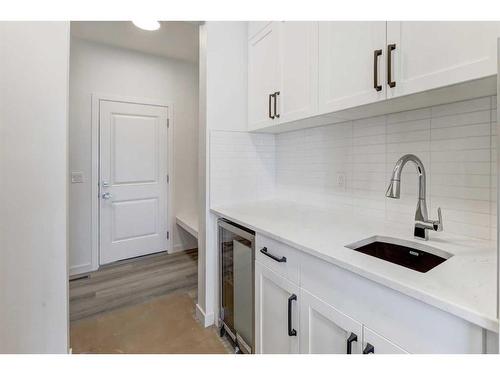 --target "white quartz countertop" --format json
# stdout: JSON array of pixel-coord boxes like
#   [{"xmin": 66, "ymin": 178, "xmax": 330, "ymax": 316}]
[{"xmin": 211, "ymin": 200, "xmax": 498, "ymax": 332}]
